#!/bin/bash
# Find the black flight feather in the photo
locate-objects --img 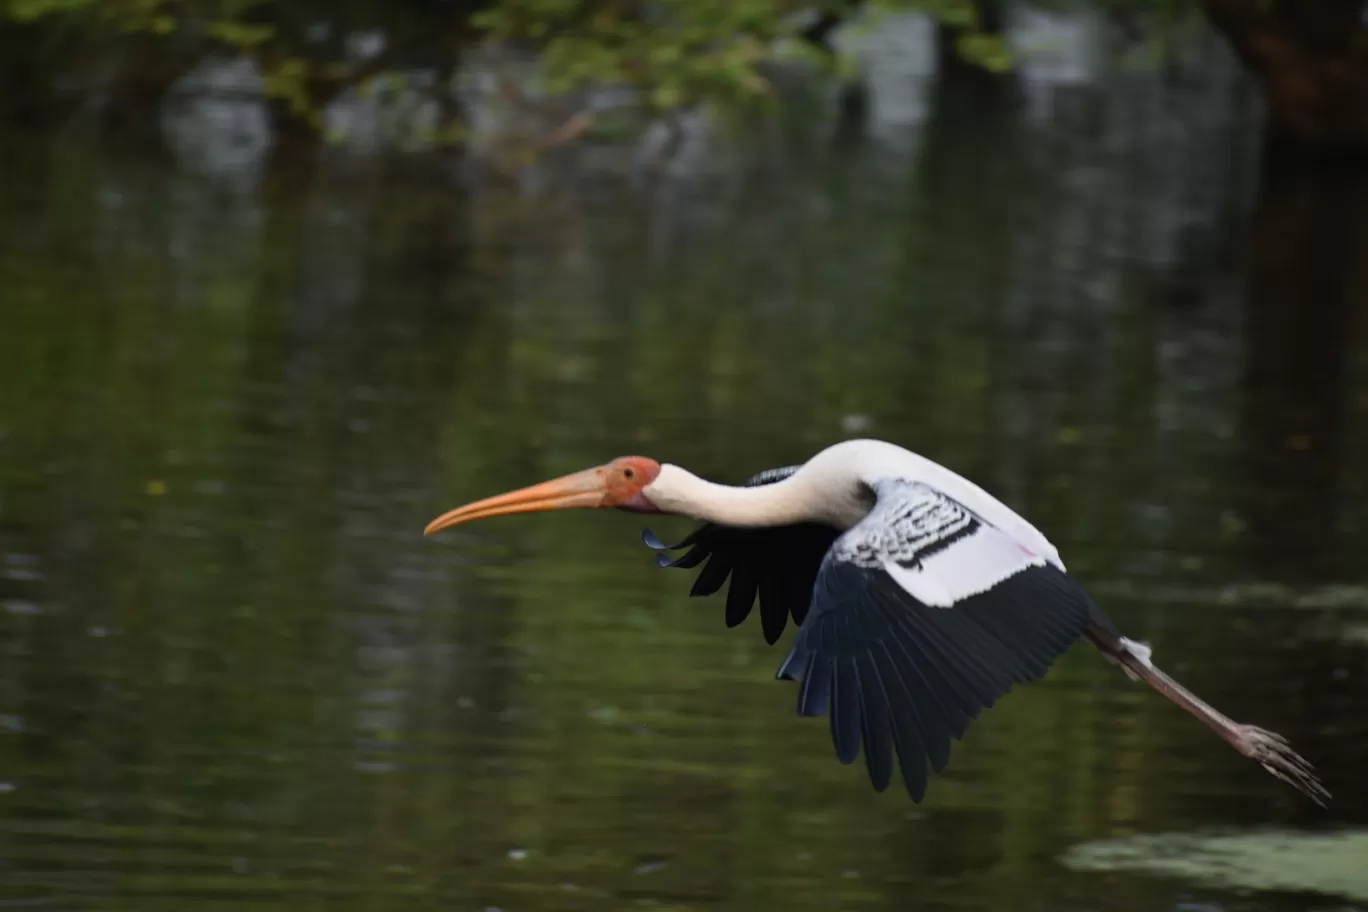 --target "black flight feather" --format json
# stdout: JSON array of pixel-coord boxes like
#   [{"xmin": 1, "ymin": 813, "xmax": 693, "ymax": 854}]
[
  {"xmin": 645, "ymin": 466, "xmax": 1112, "ymax": 804},
  {"xmin": 643, "ymin": 465, "xmax": 840, "ymax": 644},
  {"xmin": 782, "ymin": 555, "xmax": 1098, "ymax": 800}
]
